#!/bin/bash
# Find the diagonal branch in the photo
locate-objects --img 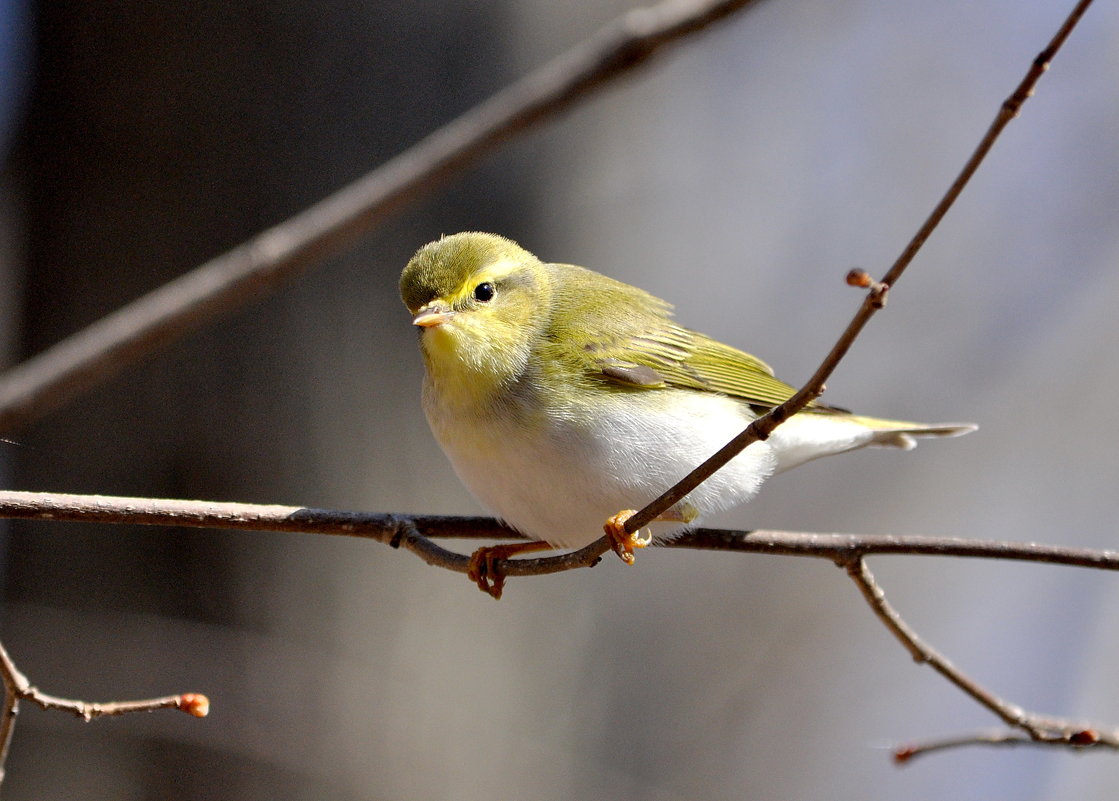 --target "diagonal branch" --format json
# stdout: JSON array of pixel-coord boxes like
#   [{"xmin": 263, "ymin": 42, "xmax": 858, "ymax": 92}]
[
  {"xmin": 844, "ymin": 557, "xmax": 1117, "ymax": 755},
  {"xmin": 0, "ymin": 688, "xmax": 16, "ymax": 786},
  {"xmin": 0, "ymin": 0, "xmax": 767, "ymax": 434},
  {"xmin": 621, "ymin": 0, "xmax": 1095, "ymax": 533}
]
